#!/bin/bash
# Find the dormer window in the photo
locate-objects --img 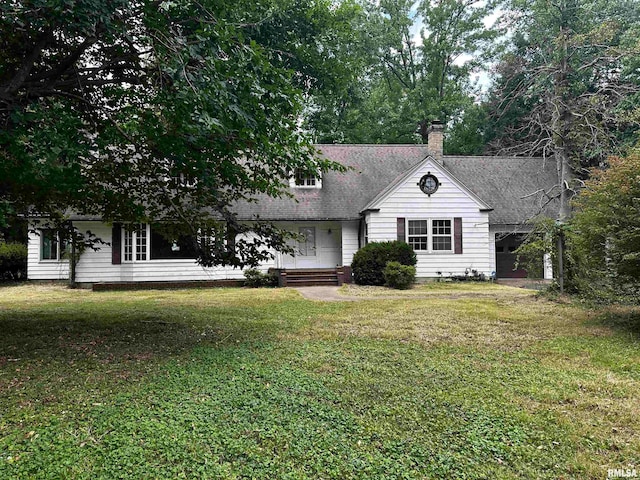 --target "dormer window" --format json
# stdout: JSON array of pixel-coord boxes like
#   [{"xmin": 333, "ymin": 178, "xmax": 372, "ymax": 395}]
[
  {"xmin": 291, "ymin": 168, "xmax": 322, "ymax": 189},
  {"xmin": 171, "ymin": 172, "xmax": 197, "ymax": 188}
]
